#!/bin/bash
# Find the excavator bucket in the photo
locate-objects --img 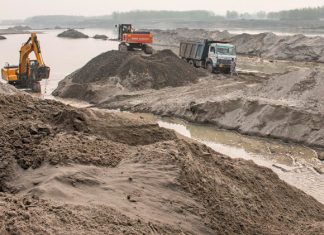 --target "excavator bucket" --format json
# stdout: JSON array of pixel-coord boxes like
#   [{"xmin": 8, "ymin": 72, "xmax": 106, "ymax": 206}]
[{"xmin": 37, "ymin": 66, "xmax": 50, "ymax": 80}]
